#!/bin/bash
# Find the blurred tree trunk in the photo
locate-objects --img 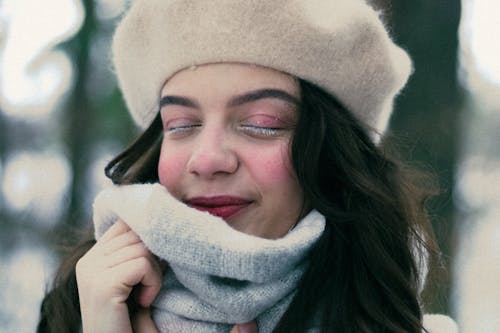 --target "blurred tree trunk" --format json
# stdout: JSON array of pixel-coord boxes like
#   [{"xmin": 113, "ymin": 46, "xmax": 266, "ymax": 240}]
[
  {"xmin": 381, "ymin": 0, "xmax": 464, "ymax": 314},
  {"xmin": 61, "ymin": 0, "xmax": 96, "ymax": 228}
]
